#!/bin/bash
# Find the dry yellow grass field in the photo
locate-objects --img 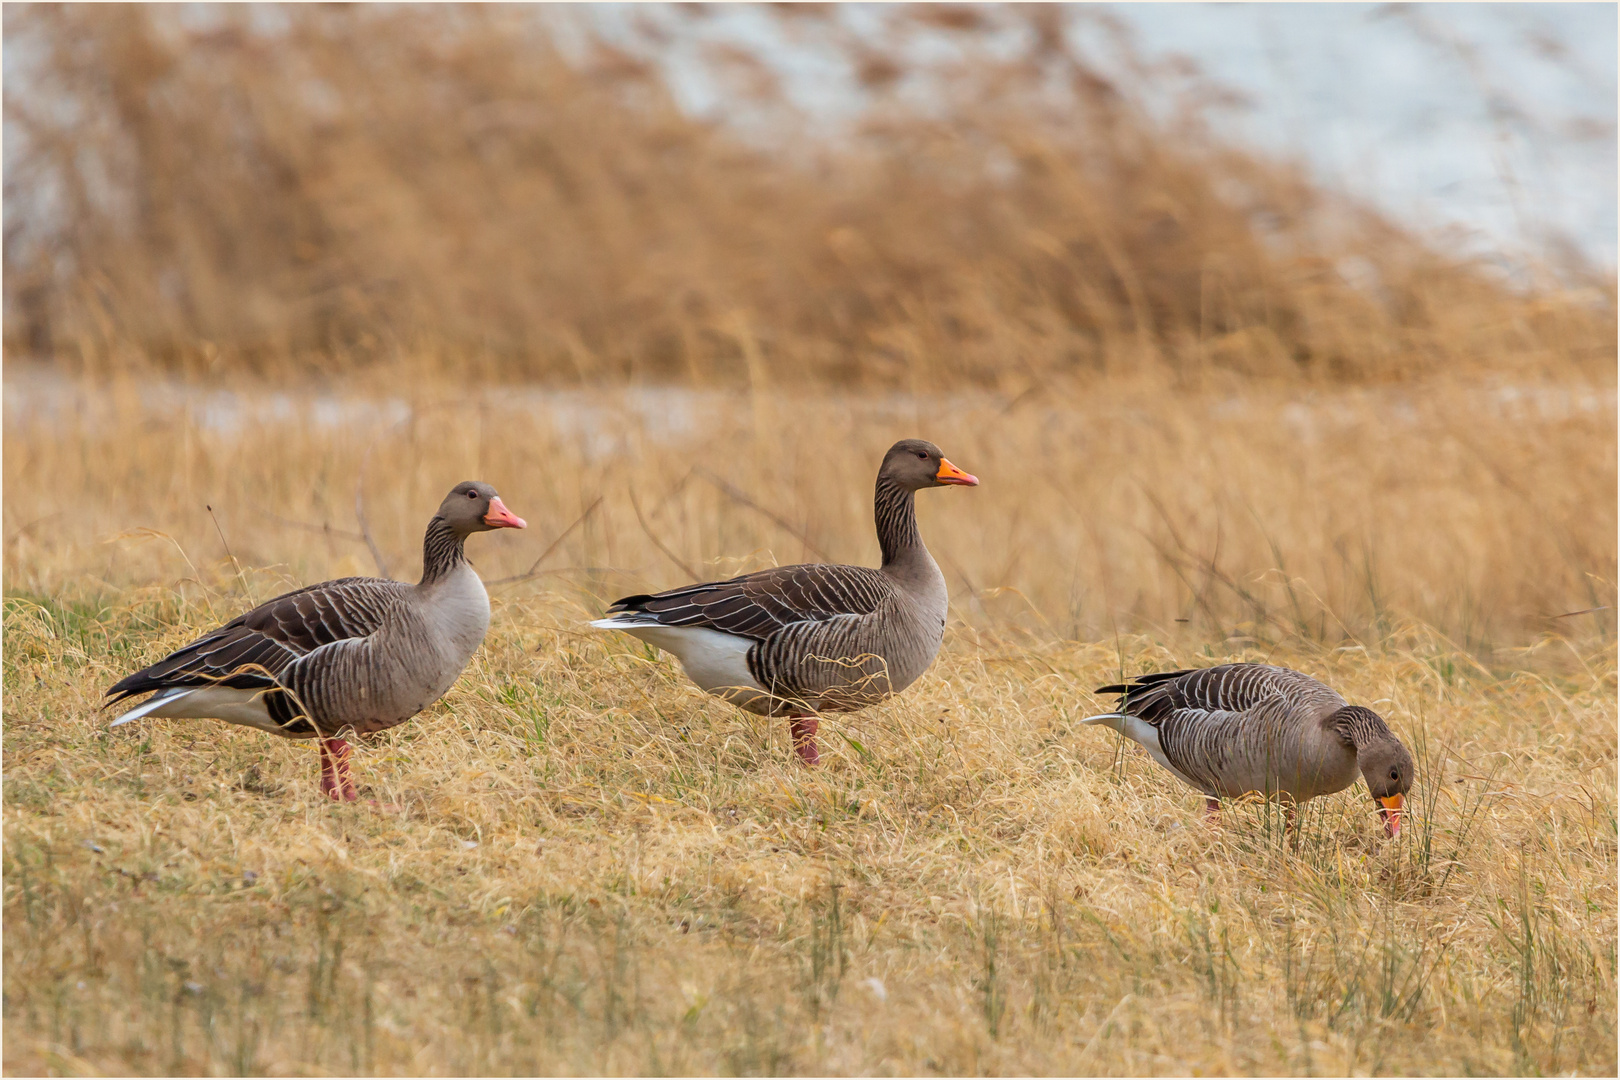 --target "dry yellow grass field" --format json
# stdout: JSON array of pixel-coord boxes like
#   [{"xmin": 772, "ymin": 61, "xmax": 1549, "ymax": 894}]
[
  {"xmin": 4, "ymin": 5, "xmax": 1616, "ymax": 1076},
  {"xmin": 4, "ymin": 372, "xmax": 1615, "ymax": 1075}
]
